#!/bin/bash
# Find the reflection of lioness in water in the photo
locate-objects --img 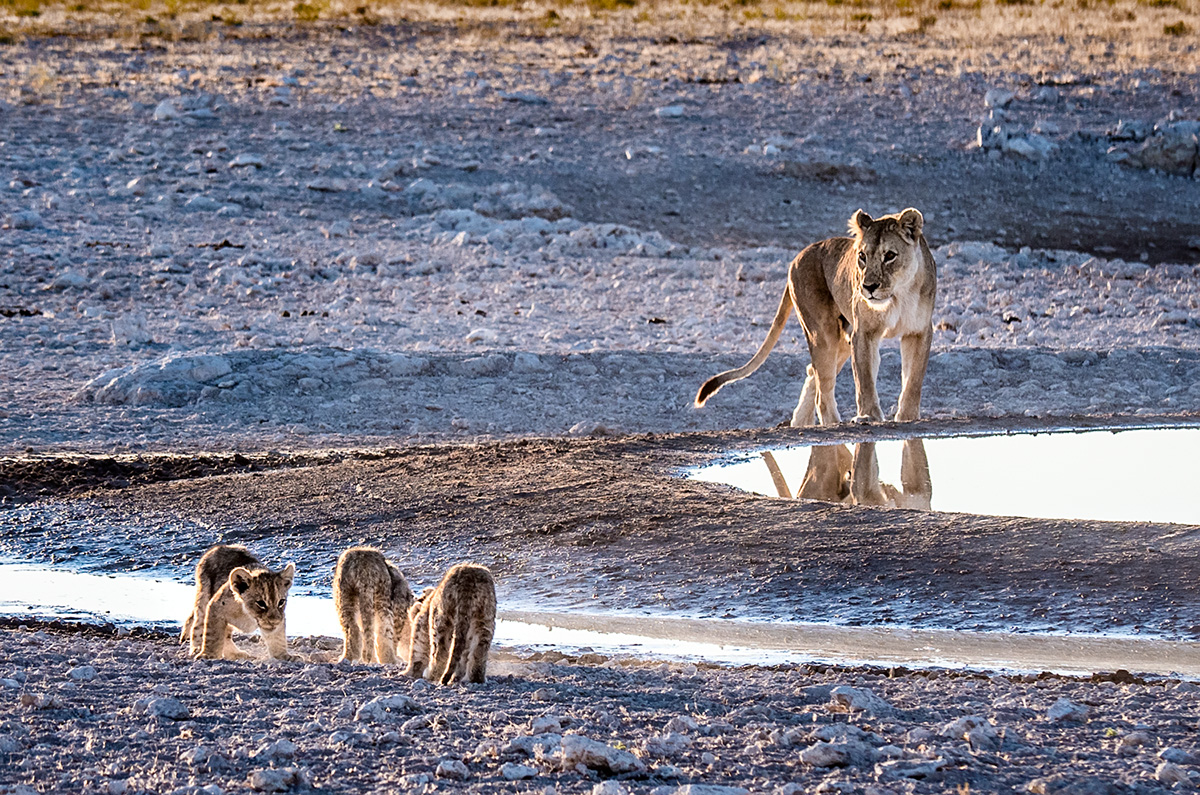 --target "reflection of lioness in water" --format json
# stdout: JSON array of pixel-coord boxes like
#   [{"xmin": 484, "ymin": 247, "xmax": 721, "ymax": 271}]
[{"xmin": 695, "ymin": 208, "xmax": 937, "ymax": 426}]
